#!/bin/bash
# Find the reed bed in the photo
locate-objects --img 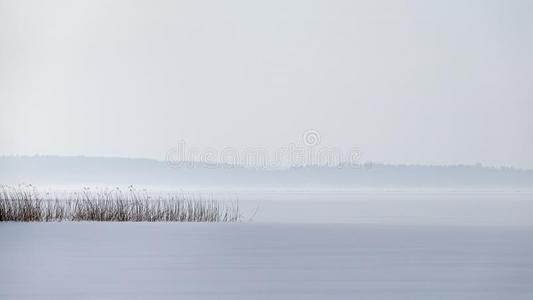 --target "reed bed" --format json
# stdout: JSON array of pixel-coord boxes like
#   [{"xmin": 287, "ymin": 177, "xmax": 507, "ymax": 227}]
[{"xmin": 0, "ymin": 185, "xmax": 240, "ymax": 222}]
